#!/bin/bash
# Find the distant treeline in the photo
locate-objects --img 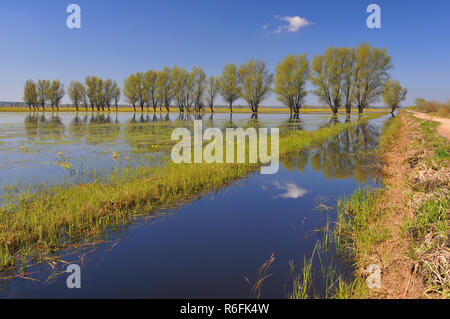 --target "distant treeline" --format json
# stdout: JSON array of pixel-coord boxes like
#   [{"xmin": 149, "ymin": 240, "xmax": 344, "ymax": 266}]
[{"xmin": 23, "ymin": 43, "xmax": 407, "ymax": 114}]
